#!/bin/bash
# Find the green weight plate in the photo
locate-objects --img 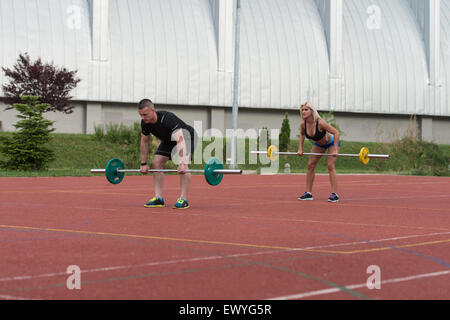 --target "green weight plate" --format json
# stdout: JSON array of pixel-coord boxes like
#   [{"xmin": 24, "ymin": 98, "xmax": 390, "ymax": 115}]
[
  {"xmin": 204, "ymin": 158, "xmax": 223, "ymax": 186},
  {"xmin": 105, "ymin": 158, "xmax": 125, "ymax": 184}
]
